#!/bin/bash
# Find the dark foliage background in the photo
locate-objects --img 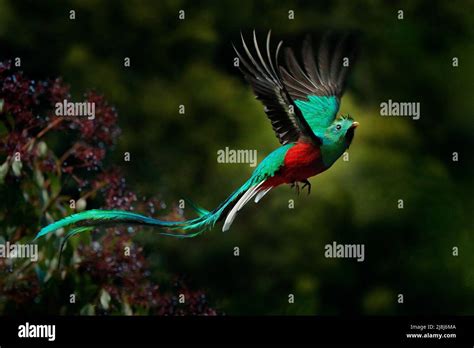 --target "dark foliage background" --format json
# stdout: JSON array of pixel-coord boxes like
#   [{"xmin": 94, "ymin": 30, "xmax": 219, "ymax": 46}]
[{"xmin": 0, "ymin": 0, "xmax": 473, "ymax": 315}]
